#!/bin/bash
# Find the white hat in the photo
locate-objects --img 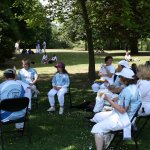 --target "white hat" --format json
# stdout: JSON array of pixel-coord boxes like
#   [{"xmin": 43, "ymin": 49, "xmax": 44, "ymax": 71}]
[
  {"xmin": 116, "ymin": 68, "xmax": 134, "ymax": 79},
  {"xmin": 4, "ymin": 69, "xmax": 16, "ymax": 75},
  {"xmin": 118, "ymin": 60, "xmax": 130, "ymax": 68}
]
